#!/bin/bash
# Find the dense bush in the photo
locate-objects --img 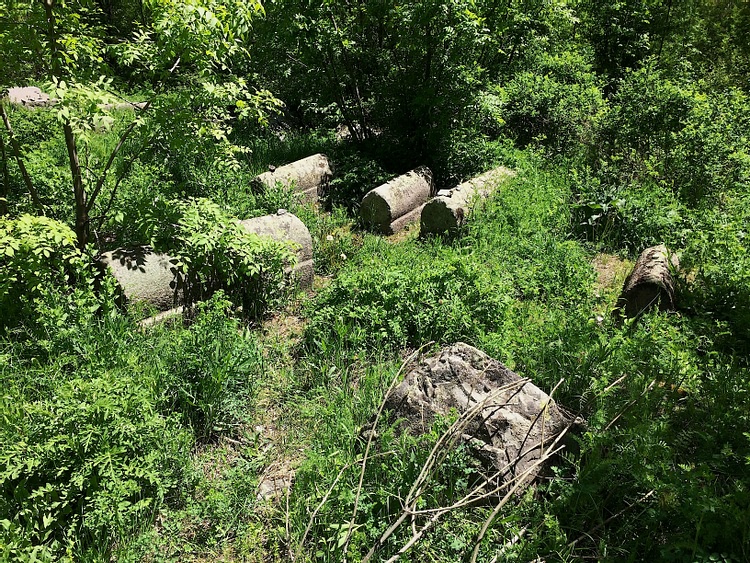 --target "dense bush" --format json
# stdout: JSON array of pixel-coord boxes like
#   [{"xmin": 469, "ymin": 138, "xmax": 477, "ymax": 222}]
[
  {"xmin": 0, "ymin": 371, "xmax": 191, "ymax": 561},
  {"xmin": 0, "ymin": 215, "xmax": 114, "ymax": 337}
]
